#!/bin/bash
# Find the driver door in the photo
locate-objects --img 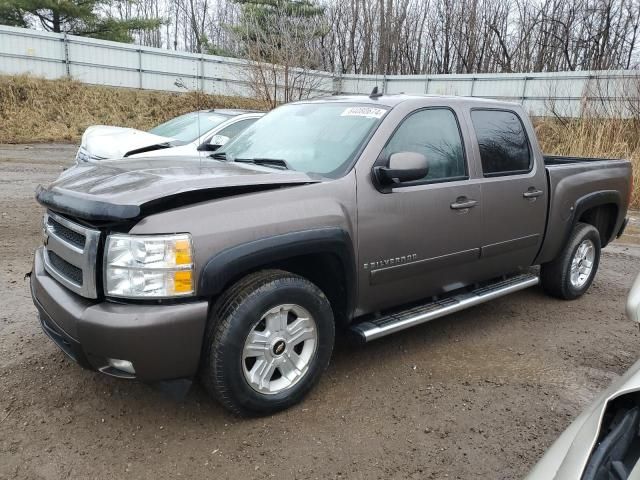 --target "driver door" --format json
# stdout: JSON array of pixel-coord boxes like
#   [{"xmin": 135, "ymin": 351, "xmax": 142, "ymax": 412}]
[{"xmin": 356, "ymin": 106, "xmax": 483, "ymax": 314}]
